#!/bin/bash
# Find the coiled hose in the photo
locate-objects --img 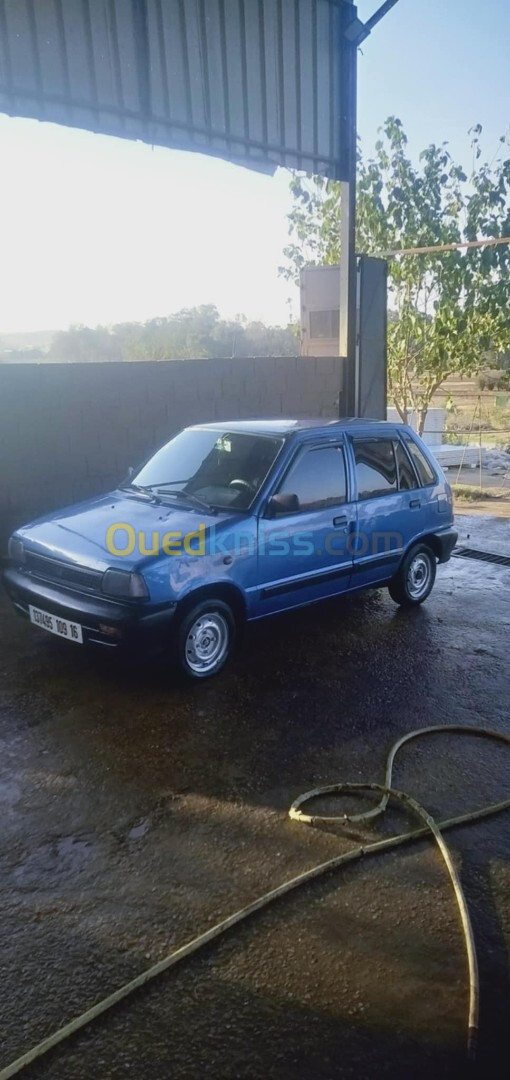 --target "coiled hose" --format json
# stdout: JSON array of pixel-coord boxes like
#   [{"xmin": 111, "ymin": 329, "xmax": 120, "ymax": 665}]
[{"xmin": 1, "ymin": 724, "xmax": 509, "ymax": 1079}]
